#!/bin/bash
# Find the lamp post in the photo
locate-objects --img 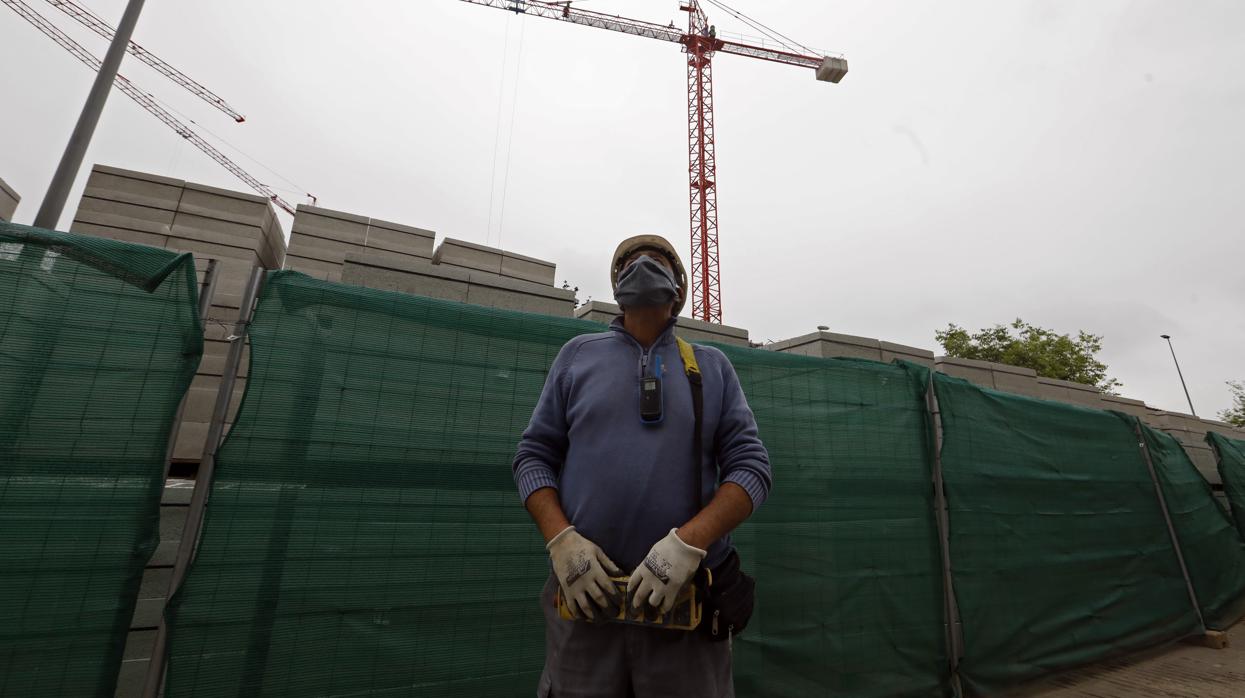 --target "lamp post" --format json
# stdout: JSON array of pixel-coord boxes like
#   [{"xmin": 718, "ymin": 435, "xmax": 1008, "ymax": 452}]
[
  {"xmin": 33, "ymin": 0, "xmax": 147, "ymax": 229},
  {"xmin": 1160, "ymin": 334, "xmax": 1197, "ymax": 417}
]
